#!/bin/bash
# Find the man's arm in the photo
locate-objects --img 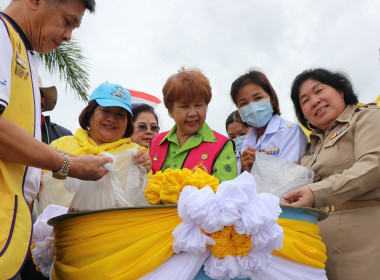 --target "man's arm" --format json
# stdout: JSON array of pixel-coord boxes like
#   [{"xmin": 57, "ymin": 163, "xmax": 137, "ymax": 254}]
[{"xmin": 0, "ymin": 117, "xmax": 111, "ymax": 180}]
